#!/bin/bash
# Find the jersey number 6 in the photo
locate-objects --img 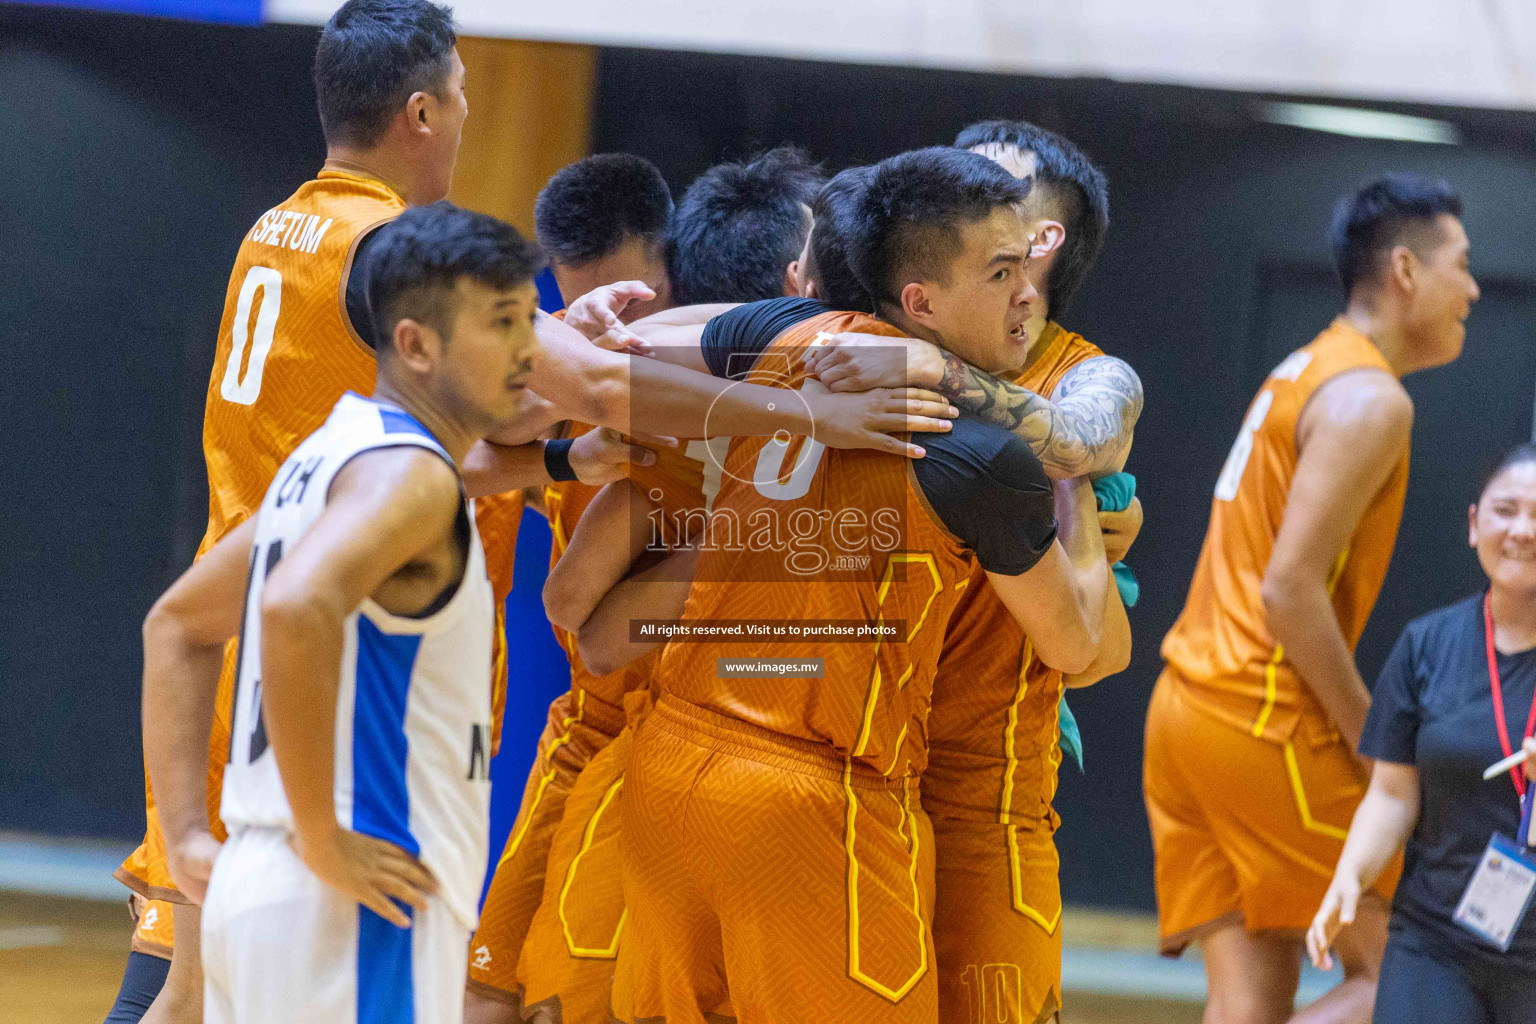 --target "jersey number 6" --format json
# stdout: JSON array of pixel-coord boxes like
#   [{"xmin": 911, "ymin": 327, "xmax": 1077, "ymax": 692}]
[{"xmin": 1213, "ymin": 388, "xmax": 1274, "ymax": 502}]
